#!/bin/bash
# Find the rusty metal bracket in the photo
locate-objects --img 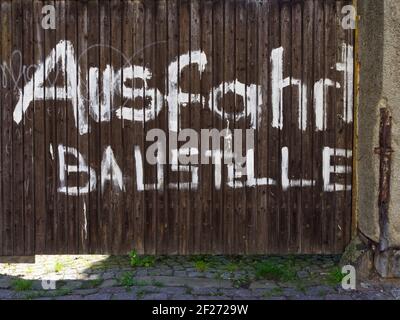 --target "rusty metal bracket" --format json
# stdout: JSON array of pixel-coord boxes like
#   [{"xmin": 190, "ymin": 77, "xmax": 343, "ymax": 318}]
[{"xmin": 376, "ymin": 108, "xmax": 393, "ymax": 252}]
